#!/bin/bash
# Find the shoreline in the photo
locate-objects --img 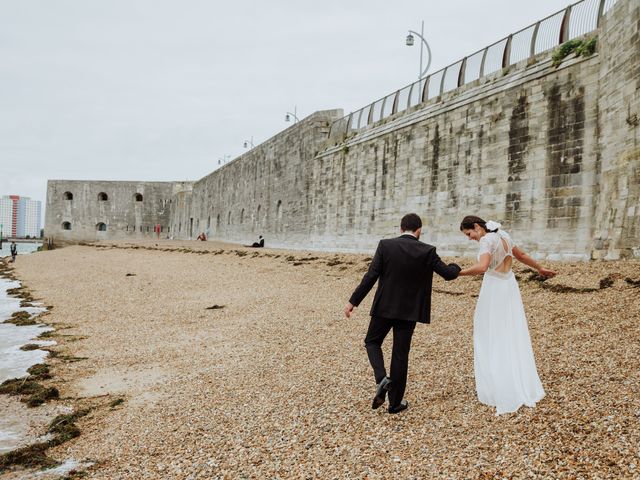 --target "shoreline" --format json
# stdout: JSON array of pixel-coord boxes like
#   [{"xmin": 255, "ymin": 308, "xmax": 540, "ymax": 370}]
[
  {"xmin": 0, "ymin": 260, "xmax": 95, "ymax": 478},
  {"xmin": 2, "ymin": 240, "xmax": 639, "ymax": 478}
]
